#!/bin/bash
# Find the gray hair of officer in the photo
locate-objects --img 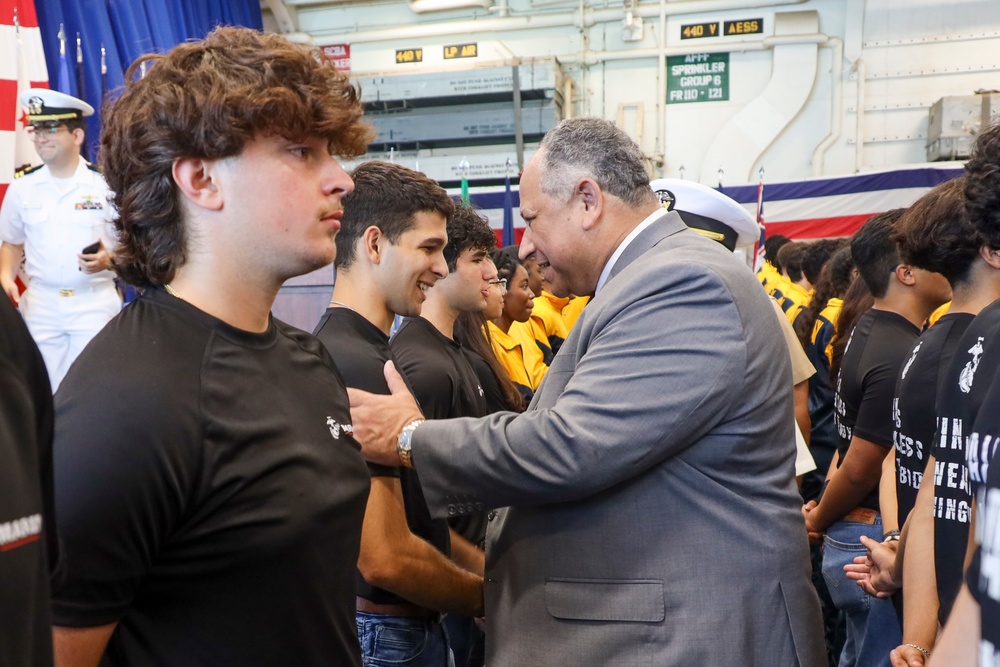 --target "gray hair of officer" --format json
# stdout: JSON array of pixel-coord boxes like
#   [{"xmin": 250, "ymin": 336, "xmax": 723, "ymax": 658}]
[{"xmin": 537, "ymin": 117, "xmax": 657, "ymax": 209}]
